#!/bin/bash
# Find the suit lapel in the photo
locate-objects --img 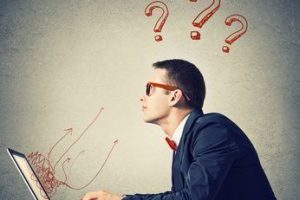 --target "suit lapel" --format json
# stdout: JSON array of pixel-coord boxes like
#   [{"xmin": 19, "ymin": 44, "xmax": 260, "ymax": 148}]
[
  {"xmin": 172, "ymin": 109, "xmax": 204, "ymax": 190},
  {"xmin": 182, "ymin": 109, "xmax": 204, "ymax": 138}
]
